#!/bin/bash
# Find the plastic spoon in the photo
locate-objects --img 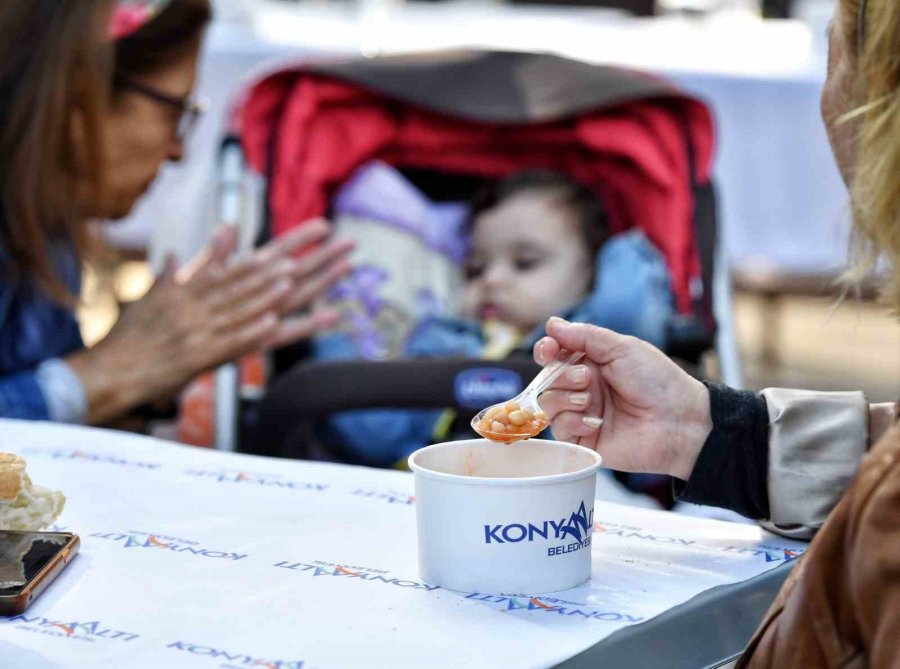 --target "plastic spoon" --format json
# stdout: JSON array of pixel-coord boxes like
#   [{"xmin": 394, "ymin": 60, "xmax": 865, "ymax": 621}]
[{"xmin": 471, "ymin": 350, "xmax": 585, "ymax": 443}]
